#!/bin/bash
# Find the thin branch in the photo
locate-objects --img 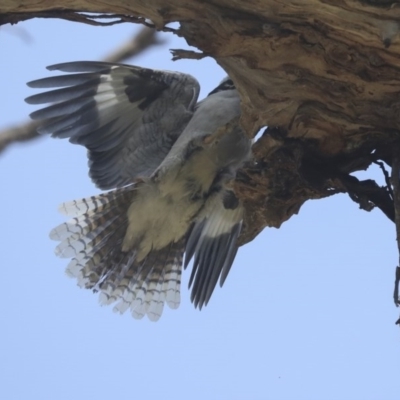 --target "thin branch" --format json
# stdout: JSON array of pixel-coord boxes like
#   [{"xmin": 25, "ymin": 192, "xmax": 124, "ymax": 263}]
[
  {"xmin": 0, "ymin": 26, "xmax": 163, "ymax": 155},
  {"xmin": 333, "ymin": 173, "xmax": 395, "ymax": 222},
  {"xmin": 170, "ymin": 49, "xmax": 207, "ymax": 61},
  {"xmin": 2, "ymin": 11, "xmax": 146, "ymax": 27},
  {"xmin": 1, "ymin": 11, "xmax": 178, "ymax": 34},
  {"xmin": 0, "ymin": 120, "xmax": 42, "ymax": 153},
  {"xmin": 391, "ymin": 150, "xmax": 400, "ymax": 317},
  {"xmin": 391, "ymin": 152, "xmax": 400, "ymax": 255},
  {"xmin": 373, "ymin": 160, "xmax": 394, "ymax": 200},
  {"xmin": 395, "ymin": 265, "xmax": 400, "ymax": 325},
  {"xmin": 104, "ymin": 26, "xmax": 164, "ymax": 63},
  {"xmin": 394, "ymin": 266, "xmax": 400, "ymax": 307}
]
